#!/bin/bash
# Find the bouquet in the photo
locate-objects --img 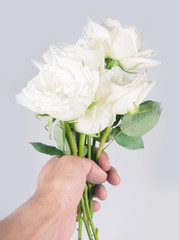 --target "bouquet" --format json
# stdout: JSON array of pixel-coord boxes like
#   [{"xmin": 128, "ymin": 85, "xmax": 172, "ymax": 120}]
[{"xmin": 16, "ymin": 18, "xmax": 162, "ymax": 240}]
